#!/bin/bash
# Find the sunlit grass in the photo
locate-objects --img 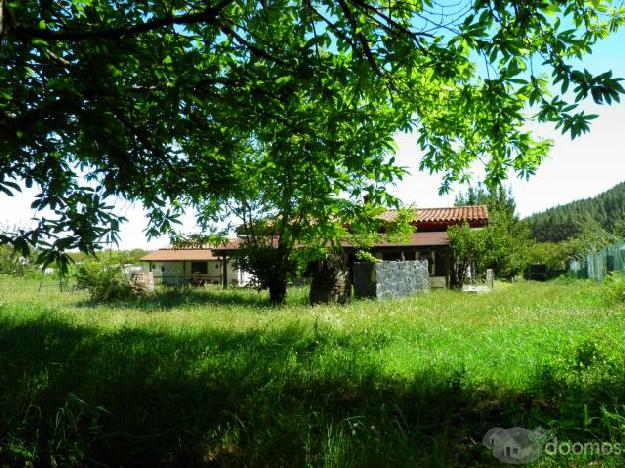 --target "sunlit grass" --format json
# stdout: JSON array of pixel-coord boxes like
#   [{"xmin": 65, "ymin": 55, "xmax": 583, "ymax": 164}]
[{"xmin": 1, "ymin": 275, "xmax": 624, "ymax": 466}]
